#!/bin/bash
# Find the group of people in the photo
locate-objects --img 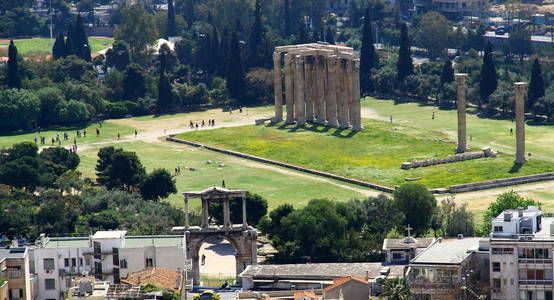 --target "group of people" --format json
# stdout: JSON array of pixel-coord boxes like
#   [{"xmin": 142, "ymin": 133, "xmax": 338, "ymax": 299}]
[
  {"xmin": 174, "ymin": 166, "xmax": 182, "ymax": 175},
  {"xmin": 189, "ymin": 119, "xmax": 216, "ymax": 129},
  {"xmin": 33, "ymin": 124, "xmax": 104, "ymax": 153}
]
